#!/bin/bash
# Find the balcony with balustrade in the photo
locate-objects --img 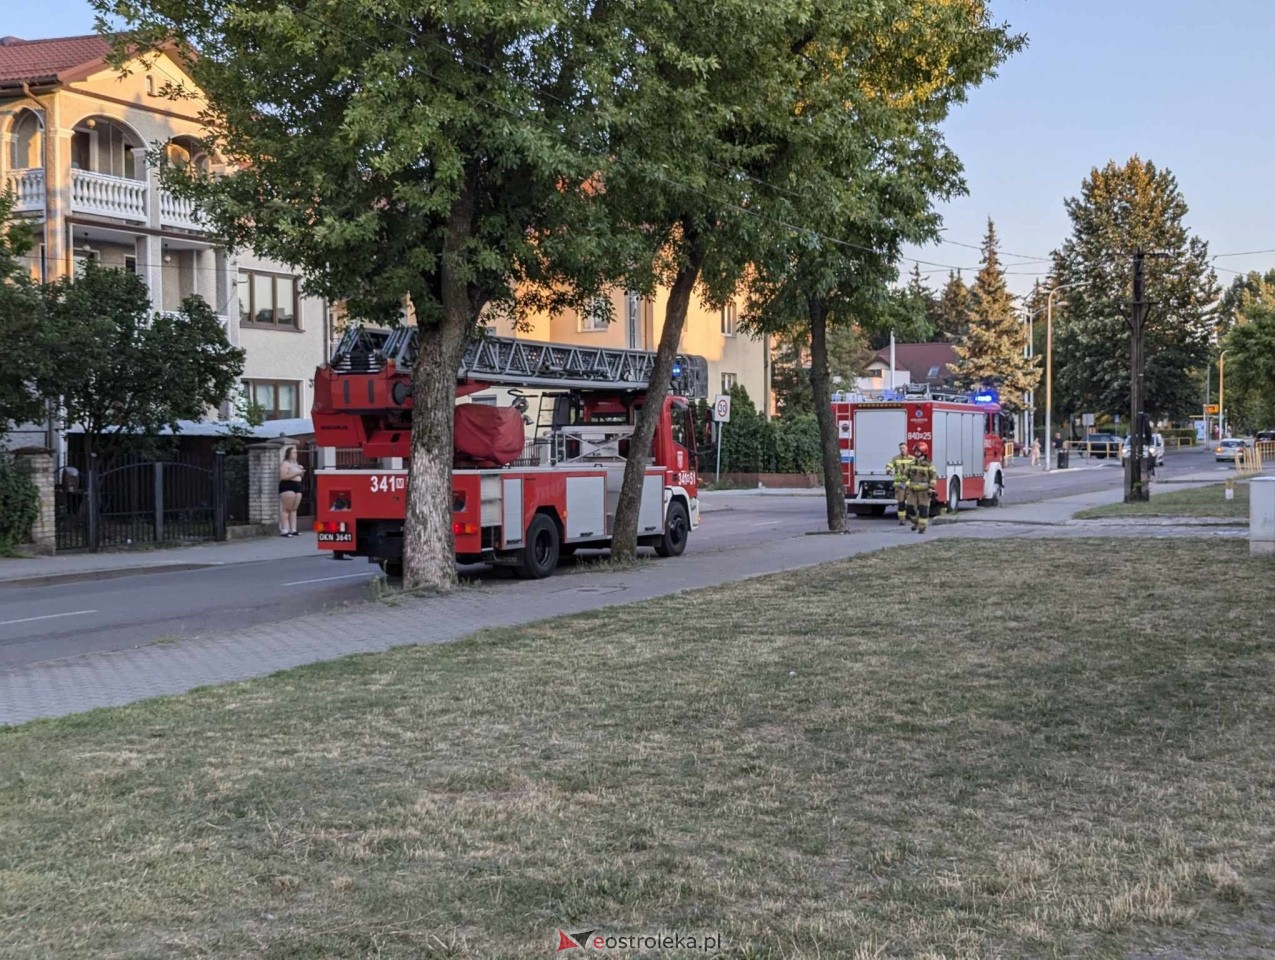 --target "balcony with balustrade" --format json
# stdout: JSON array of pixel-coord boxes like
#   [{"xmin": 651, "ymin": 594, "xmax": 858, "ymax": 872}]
[
  {"xmin": 4, "ymin": 117, "xmax": 211, "ymax": 234},
  {"xmin": 5, "ymin": 167, "xmax": 45, "ymax": 213}
]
